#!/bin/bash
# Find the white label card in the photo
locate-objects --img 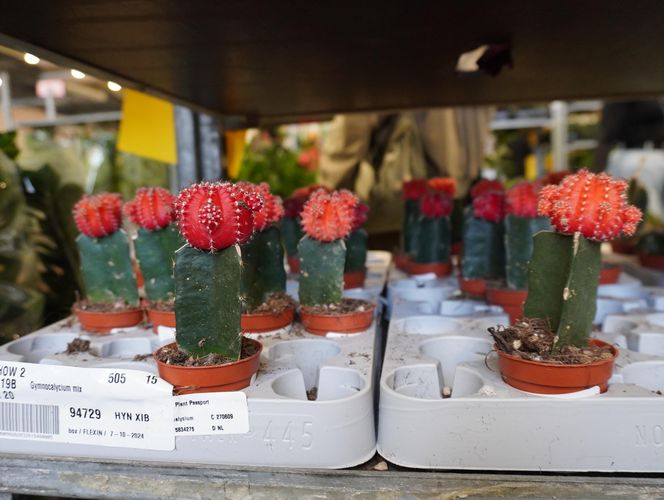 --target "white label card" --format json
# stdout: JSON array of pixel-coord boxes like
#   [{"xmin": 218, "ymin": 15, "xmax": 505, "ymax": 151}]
[
  {"xmin": 174, "ymin": 392, "xmax": 249, "ymax": 436},
  {"xmin": 0, "ymin": 361, "xmax": 175, "ymax": 450}
]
